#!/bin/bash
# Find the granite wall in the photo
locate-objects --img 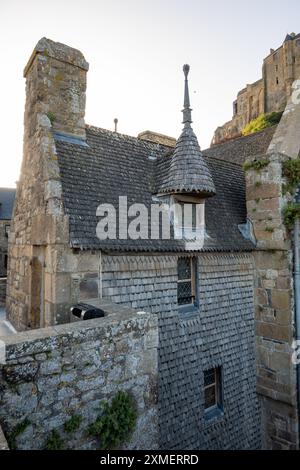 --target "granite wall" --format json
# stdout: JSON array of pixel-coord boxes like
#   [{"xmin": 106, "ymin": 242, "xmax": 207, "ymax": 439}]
[
  {"xmin": 244, "ymin": 95, "xmax": 300, "ymax": 449},
  {"xmin": 0, "ymin": 301, "xmax": 158, "ymax": 450}
]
